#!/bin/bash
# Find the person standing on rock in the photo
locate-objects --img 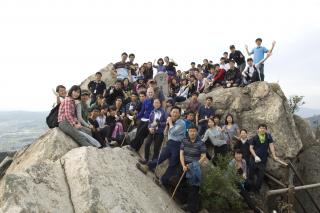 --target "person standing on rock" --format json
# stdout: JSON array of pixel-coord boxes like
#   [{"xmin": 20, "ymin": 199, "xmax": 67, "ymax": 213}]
[
  {"xmin": 245, "ymin": 38, "xmax": 276, "ymax": 80},
  {"xmin": 249, "ymin": 124, "xmax": 279, "ymax": 193},
  {"xmin": 136, "ymin": 106, "xmax": 186, "ymax": 187},
  {"xmin": 196, "ymin": 97, "xmax": 215, "ymax": 136},
  {"xmin": 130, "ymin": 87, "xmax": 155, "ymax": 152},
  {"xmin": 88, "ymin": 72, "xmax": 107, "ymax": 105},
  {"xmin": 58, "ymin": 85, "xmax": 101, "ymax": 147},
  {"xmin": 229, "ymin": 45, "xmax": 246, "ymax": 72},
  {"xmin": 180, "ymin": 124, "xmax": 207, "ymax": 213}
]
